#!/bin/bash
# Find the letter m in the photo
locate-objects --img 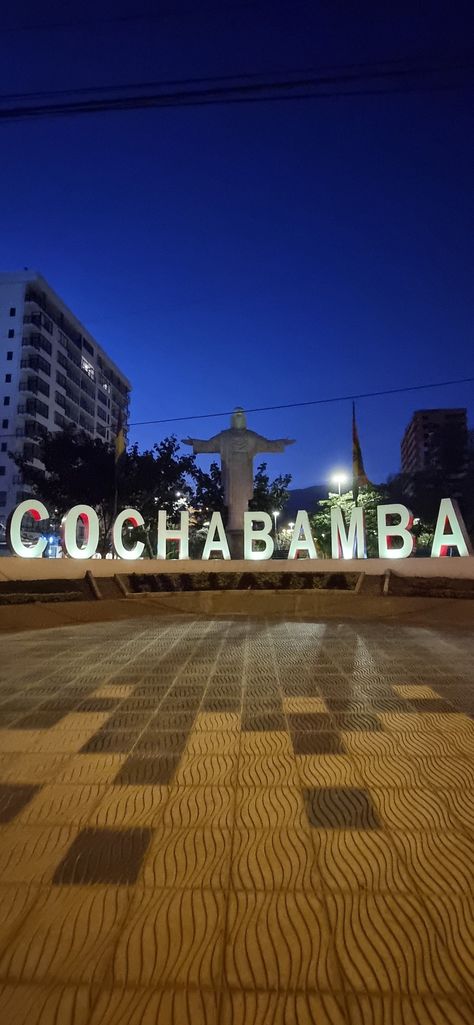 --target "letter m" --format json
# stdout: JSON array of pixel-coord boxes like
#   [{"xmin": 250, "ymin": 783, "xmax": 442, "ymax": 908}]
[{"xmin": 330, "ymin": 507, "xmax": 366, "ymax": 559}]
